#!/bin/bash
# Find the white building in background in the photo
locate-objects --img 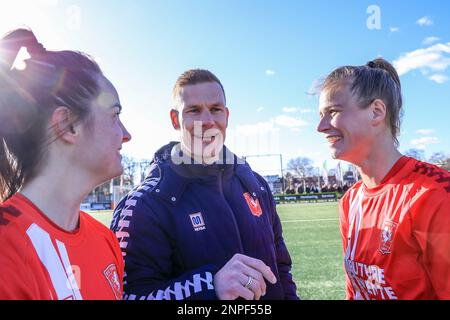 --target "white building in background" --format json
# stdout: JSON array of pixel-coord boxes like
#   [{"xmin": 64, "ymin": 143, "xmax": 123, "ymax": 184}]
[{"xmin": 263, "ymin": 175, "xmax": 283, "ymax": 194}]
